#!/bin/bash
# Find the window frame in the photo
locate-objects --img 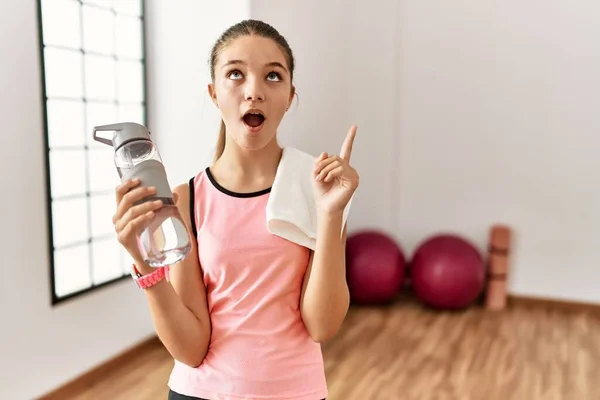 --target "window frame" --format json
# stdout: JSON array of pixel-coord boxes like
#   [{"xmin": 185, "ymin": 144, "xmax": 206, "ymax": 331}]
[{"xmin": 36, "ymin": 0, "xmax": 149, "ymax": 305}]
